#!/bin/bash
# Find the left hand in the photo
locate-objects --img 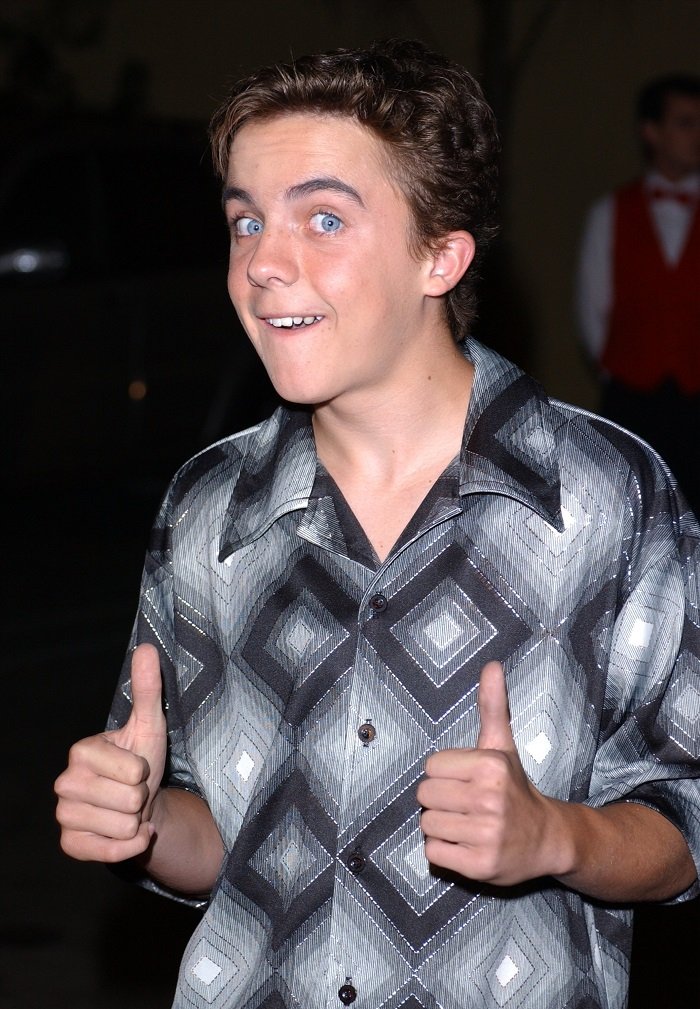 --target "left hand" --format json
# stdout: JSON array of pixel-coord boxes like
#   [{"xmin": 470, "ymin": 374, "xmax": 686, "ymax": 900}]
[{"xmin": 417, "ymin": 660, "xmax": 557, "ymax": 886}]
